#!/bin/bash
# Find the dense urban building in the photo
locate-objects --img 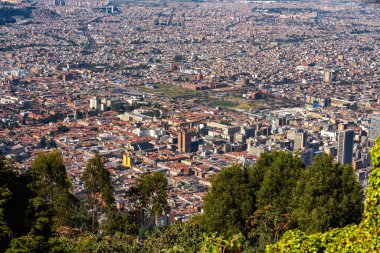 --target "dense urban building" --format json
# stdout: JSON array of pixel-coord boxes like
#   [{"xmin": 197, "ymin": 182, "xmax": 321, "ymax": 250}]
[
  {"xmin": 370, "ymin": 114, "xmax": 380, "ymax": 141},
  {"xmin": 0, "ymin": 0, "xmax": 379, "ymax": 230},
  {"xmin": 178, "ymin": 130, "xmax": 192, "ymax": 153},
  {"xmin": 337, "ymin": 129, "xmax": 354, "ymax": 165}
]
